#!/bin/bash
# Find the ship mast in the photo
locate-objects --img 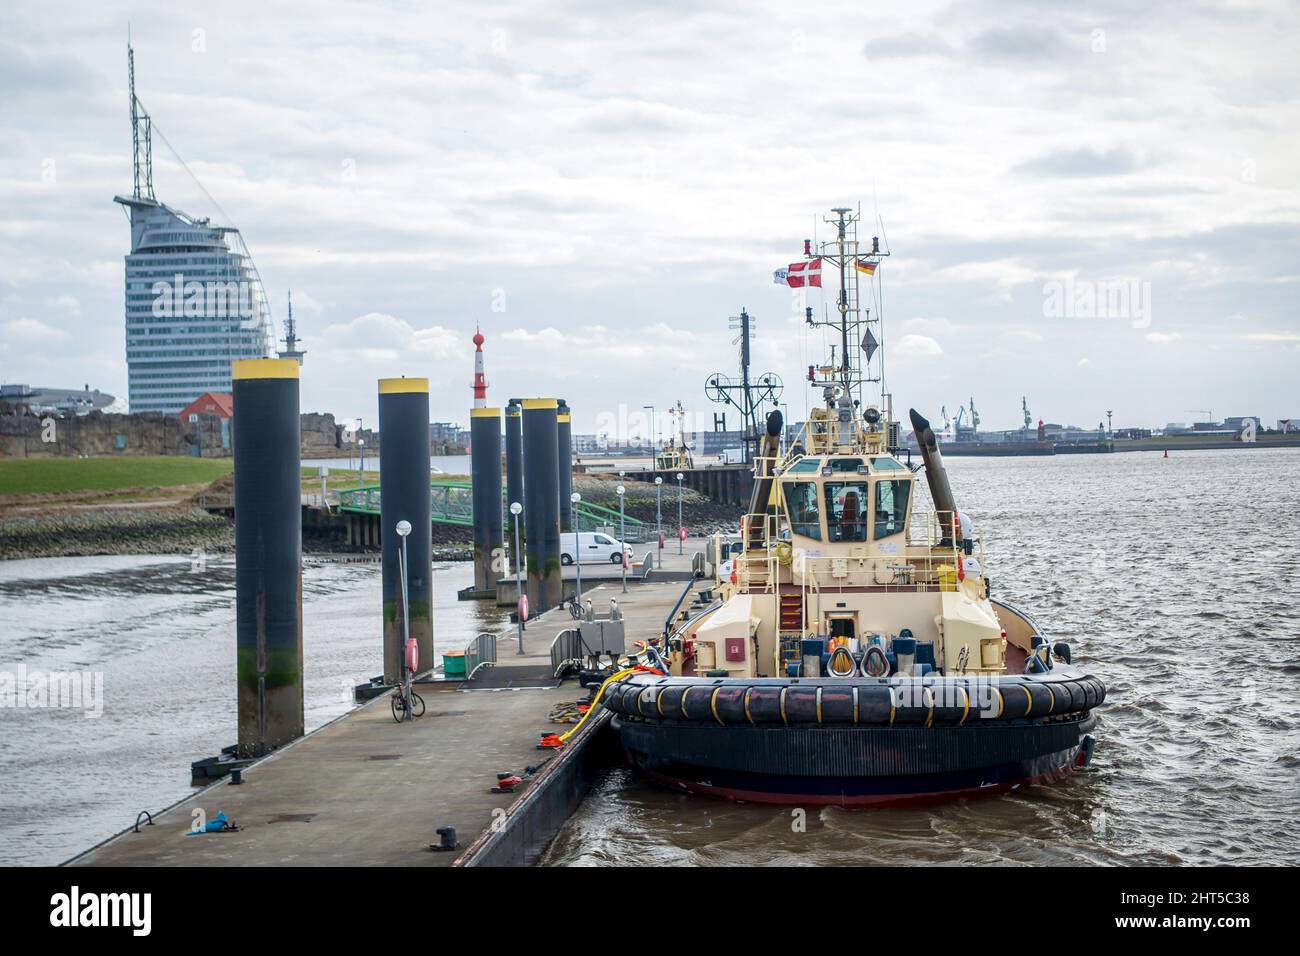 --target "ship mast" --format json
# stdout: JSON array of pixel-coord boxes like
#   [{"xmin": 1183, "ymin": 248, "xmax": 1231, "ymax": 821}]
[{"xmin": 805, "ymin": 206, "xmax": 888, "ymax": 418}]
